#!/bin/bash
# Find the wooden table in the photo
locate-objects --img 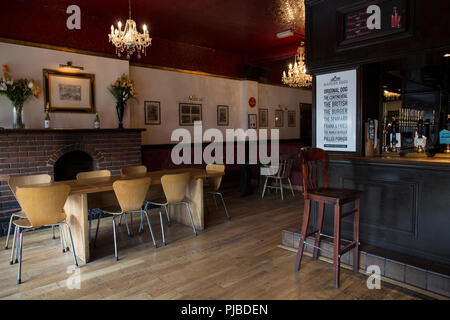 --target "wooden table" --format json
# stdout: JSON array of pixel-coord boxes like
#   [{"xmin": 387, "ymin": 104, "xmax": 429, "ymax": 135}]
[{"xmin": 25, "ymin": 168, "xmax": 224, "ymax": 263}]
